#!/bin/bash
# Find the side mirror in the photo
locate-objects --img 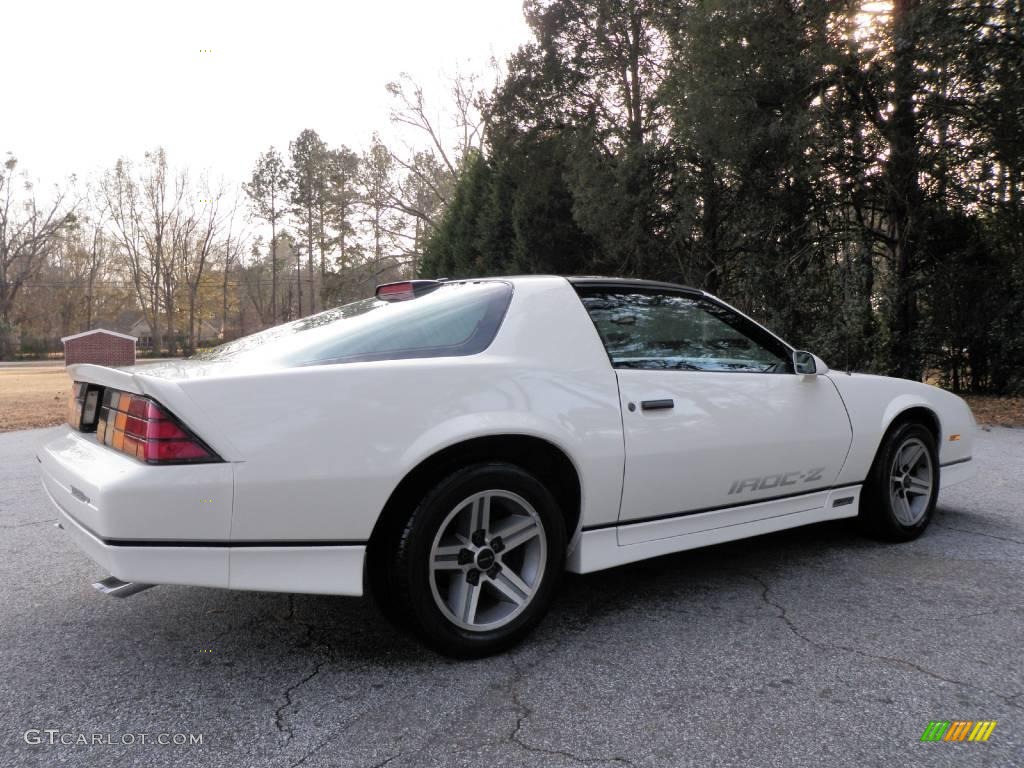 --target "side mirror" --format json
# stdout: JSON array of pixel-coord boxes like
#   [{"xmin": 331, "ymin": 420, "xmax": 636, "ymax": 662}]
[{"xmin": 793, "ymin": 350, "xmax": 828, "ymax": 375}]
